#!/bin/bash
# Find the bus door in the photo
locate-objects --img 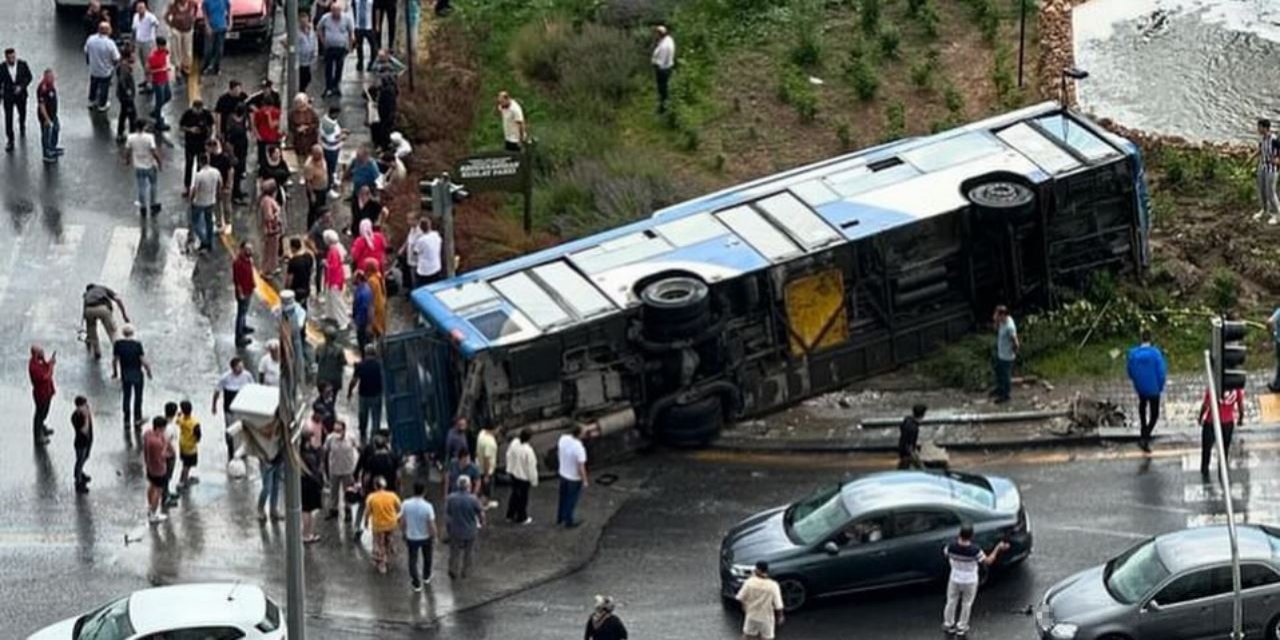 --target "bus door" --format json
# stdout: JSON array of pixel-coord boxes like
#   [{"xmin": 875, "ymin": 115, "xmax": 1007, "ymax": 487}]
[{"xmin": 381, "ymin": 327, "xmax": 458, "ymax": 458}]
